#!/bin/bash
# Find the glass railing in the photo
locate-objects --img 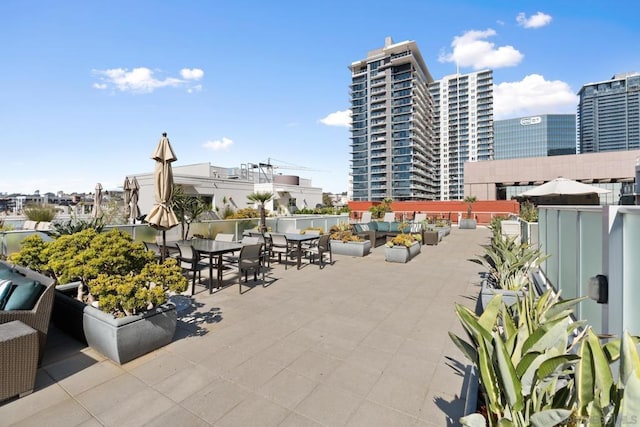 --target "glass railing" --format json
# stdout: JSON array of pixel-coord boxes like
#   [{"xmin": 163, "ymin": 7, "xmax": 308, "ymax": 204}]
[{"xmin": 538, "ymin": 206, "xmax": 640, "ymax": 337}]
